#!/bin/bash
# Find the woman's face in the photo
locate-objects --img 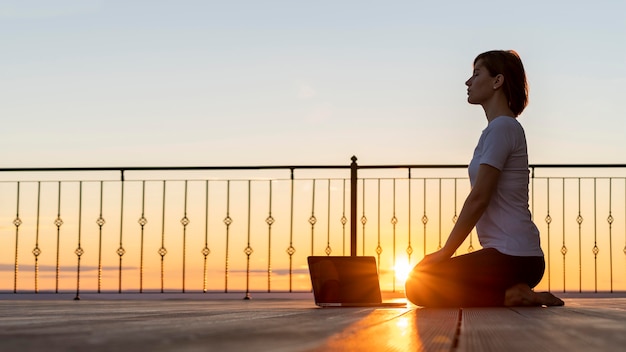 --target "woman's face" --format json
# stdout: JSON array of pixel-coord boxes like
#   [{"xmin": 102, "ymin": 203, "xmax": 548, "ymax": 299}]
[{"xmin": 465, "ymin": 60, "xmax": 496, "ymax": 105}]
